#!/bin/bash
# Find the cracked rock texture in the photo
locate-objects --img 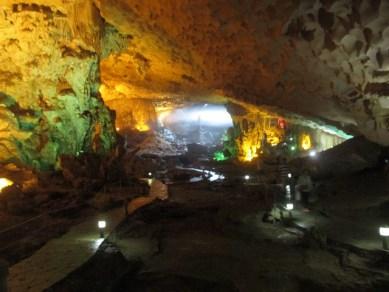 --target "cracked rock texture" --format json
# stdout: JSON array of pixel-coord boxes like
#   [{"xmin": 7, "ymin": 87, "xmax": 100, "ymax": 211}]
[
  {"xmin": 0, "ymin": 1, "xmax": 115, "ymax": 169},
  {"xmin": 96, "ymin": 0, "xmax": 388, "ymax": 144},
  {"xmin": 0, "ymin": 0, "xmax": 388, "ymax": 169}
]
